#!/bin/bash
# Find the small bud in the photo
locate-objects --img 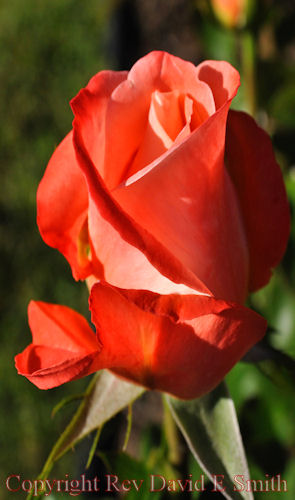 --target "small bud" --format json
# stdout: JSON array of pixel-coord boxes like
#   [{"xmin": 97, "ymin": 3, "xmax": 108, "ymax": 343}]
[{"xmin": 211, "ymin": 0, "xmax": 253, "ymax": 29}]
